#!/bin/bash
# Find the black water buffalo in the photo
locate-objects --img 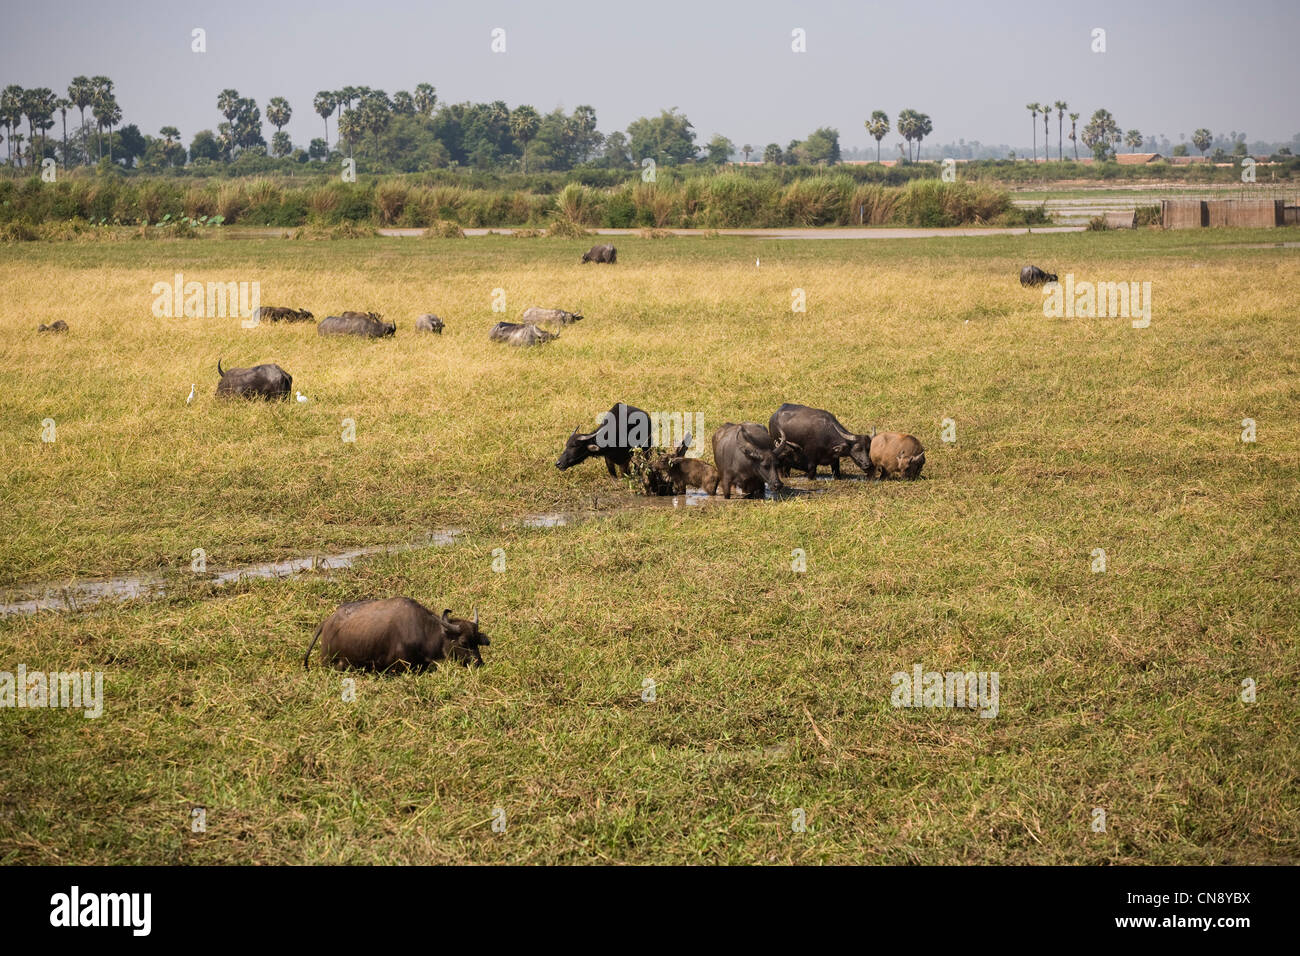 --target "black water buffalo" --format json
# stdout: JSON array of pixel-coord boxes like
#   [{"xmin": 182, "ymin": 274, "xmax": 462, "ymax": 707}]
[
  {"xmin": 556, "ymin": 402, "xmax": 652, "ymax": 477},
  {"xmin": 37, "ymin": 320, "xmax": 69, "ymax": 333},
  {"xmin": 581, "ymin": 243, "xmax": 616, "ymax": 264},
  {"xmin": 712, "ymin": 422, "xmax": 799, "ymax": 499},
  {"xmin": 415, "ymin": 313, "xmax": 445, "ymax": 333},
  {"xmin": 522, "ymin": 307, "xmax": 583, "ymax": 325},
  {"xmin": 318, "ymin": 312, "xmax": 396, "ymax": 337},
  {"xmin": 303, "ymin": 598, "xmax": 491, "ymax": 671},
  {"xmin": 254, "ymin": 306, "xmax": 314, "ymax": 323},
  {"xmin": 490, "ymin": 321, "xmax": 557, "ymax": 346},
  {"xmin": 214, "ymin": 359, "xmax": 292, "ymax": 400},
  {"xmin": 768, "ymin": 403, "xmax": 873, "ymax": 479},
  {"xmin": 868, "ymin": 432, "xmax": 926, "ymax": 479},
  {"xmin": 1020, "ymin": 265, "xmax": 1058, "ymax": 286}
]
